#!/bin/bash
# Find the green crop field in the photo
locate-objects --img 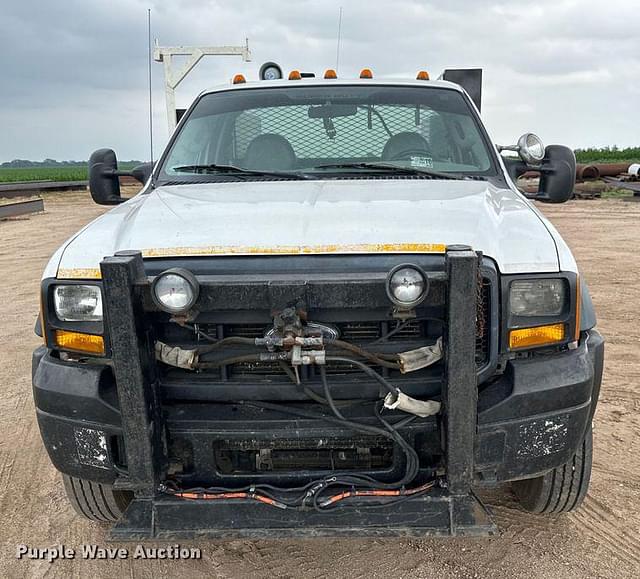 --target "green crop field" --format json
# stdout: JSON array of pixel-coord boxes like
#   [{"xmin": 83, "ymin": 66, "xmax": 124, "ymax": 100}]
[
  {"xmin": 574, "ymin": 147, "xmax": 640, "ymax": 164},
  {"xmin": 0, "ymin": 163, "xmax": 141, "ymax": 183},
  {"xmin": 0, "ymin": 166, "xmax": 88, "ymax": 183}
]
